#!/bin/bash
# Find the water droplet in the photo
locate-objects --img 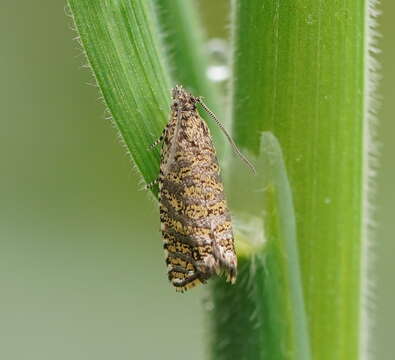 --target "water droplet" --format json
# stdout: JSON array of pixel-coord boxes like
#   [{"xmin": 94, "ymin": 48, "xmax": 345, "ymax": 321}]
[
  {"xmin": 206, "ymin": 38, "xmax": 230, "ymax": 83},
  {"xmin": 207, "ymin": 65, "xmax": 230, "ymax": 82}
]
